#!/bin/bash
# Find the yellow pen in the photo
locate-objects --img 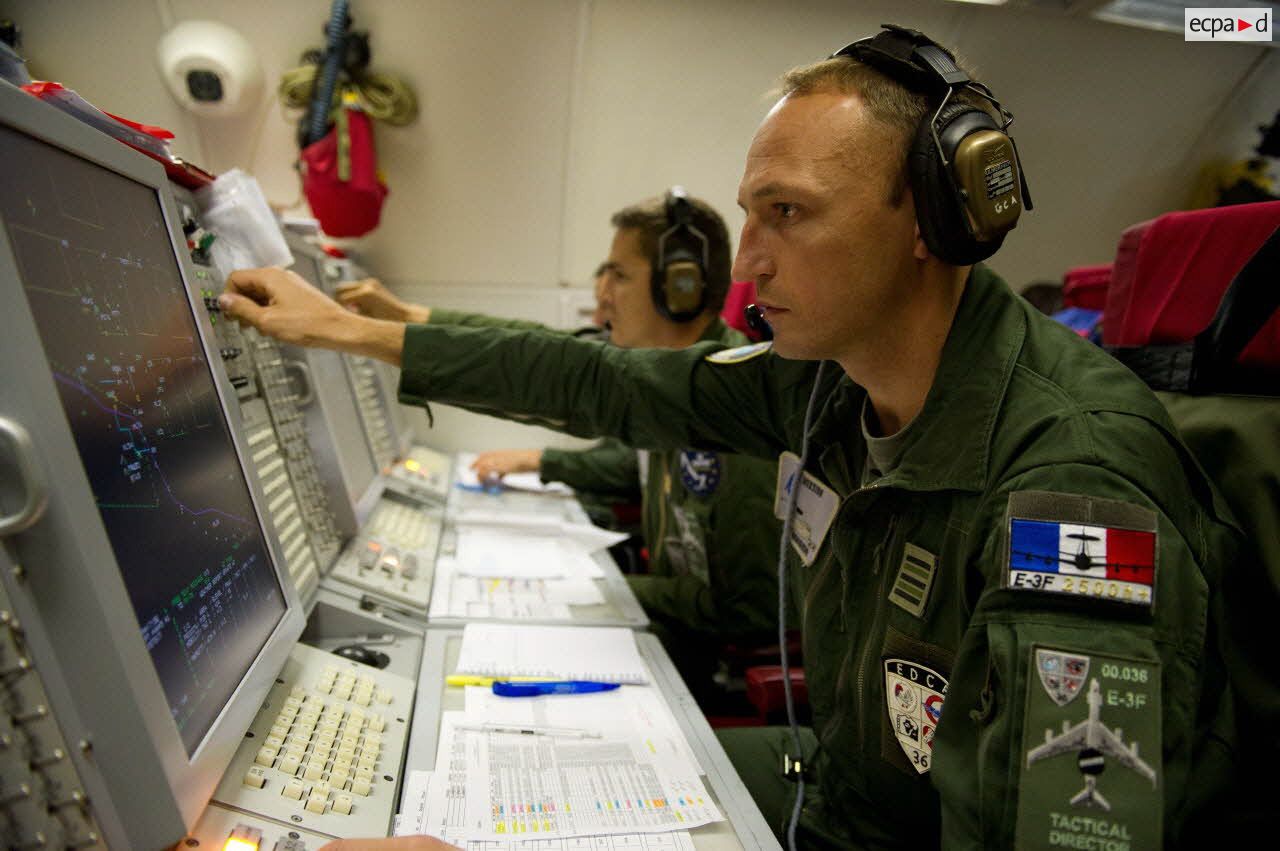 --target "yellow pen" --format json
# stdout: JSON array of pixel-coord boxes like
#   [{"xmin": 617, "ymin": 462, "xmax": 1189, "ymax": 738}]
[{"xmin": 445, "ymin": 675, "xmax": 555, "ymax": 687}]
